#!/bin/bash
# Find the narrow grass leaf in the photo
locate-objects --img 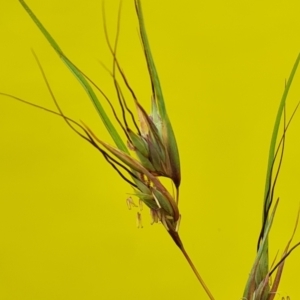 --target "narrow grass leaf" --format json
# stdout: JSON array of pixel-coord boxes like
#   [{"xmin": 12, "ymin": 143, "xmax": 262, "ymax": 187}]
[
  {"xmin": 18, "ymin": 0, "xmax": 128, "ymax": 153},
  {"xmin": 134, "ymin": 0, "xmax": 181, "ymax": 188},
  {"xmin": 257, "ymin": 53, "xmax": 300, "ymax": 284}
]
